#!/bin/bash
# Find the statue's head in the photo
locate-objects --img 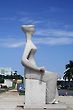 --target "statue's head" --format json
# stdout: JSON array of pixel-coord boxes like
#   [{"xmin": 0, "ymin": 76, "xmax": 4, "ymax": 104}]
[{"xmin": 21, "ymin": 25, "xmax": 35, "ymax": 34}]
